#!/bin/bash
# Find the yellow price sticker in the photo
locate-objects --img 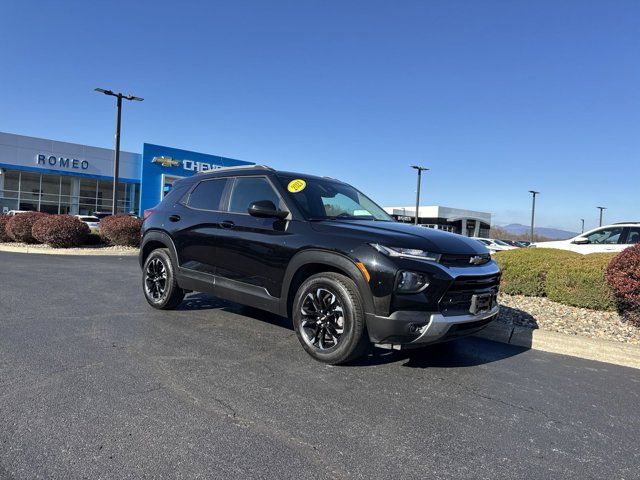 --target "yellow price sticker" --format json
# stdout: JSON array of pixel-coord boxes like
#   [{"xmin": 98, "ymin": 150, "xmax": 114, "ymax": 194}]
[{"xmin": 287, "ymin": 179, "xmax": 306, "ymax": 193}]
